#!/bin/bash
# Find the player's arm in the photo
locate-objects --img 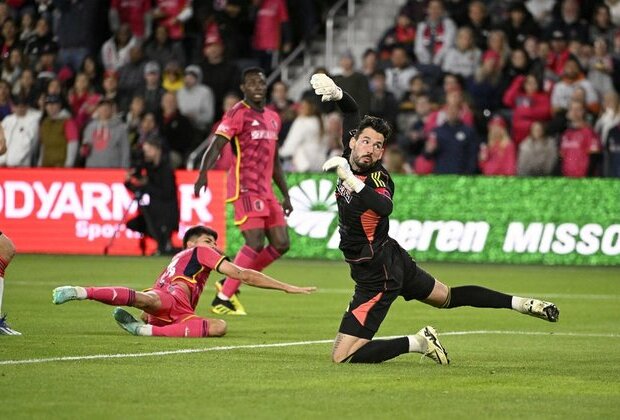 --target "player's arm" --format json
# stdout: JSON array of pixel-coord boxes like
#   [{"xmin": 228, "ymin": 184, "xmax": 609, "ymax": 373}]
[
  {"xmin": 357, "ymin": 186, "xmax": 393, "ymax": 217},
  {"xmin": 217, "ymin": 259, "xmax": 316, "ymax": 294},
  {"xmin": 310, "ymin": 73, "xmax": 359, "ymax": 155},
  {"xmin": 194, "ymin": 133, "xmax": 228, "ymax": 197},
  {"xmin": 272, "ymin": 152, "xmax": 292, "ymax": 216}
]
